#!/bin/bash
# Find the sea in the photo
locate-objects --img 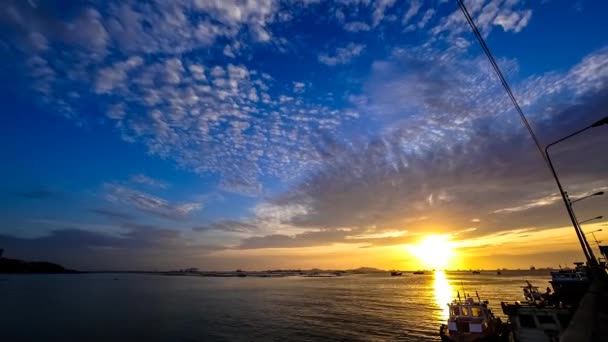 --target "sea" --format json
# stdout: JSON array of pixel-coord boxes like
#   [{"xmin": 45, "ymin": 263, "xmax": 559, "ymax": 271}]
[{"xmin": 0, "ymin": 270, "xmax": 551, "ymax": 341}]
